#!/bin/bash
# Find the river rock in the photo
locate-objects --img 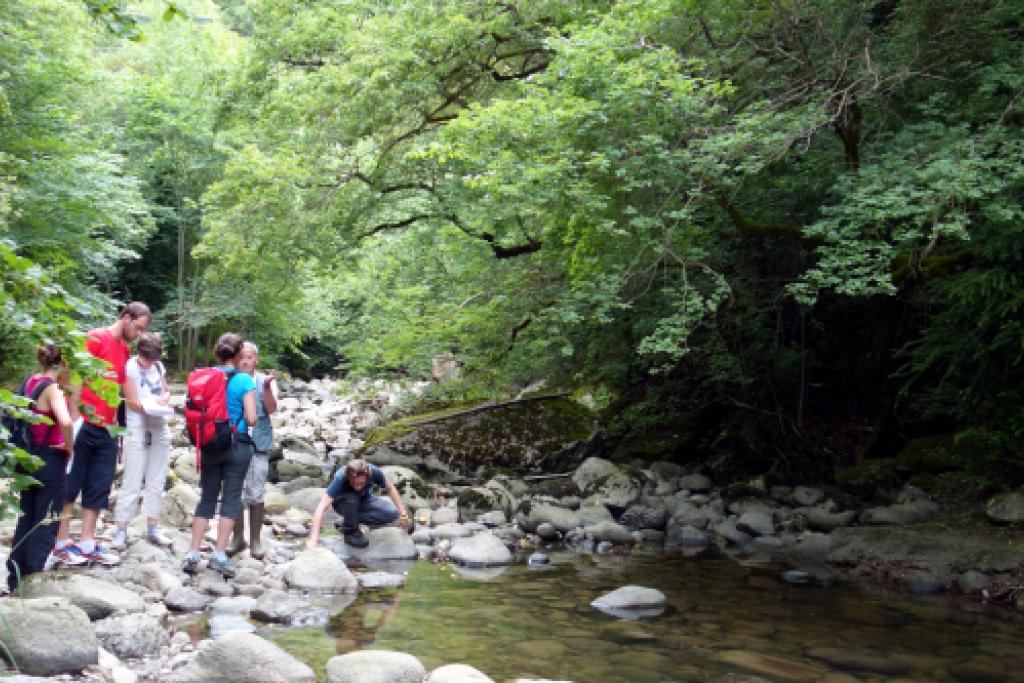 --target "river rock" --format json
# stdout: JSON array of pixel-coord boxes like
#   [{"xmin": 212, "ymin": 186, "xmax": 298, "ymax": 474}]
[
  {"xmin": 358, "ymin": 571, "xmax": 407, "ymax": 589},
  {"xmin": 162, "ymin": 483, "xmax": 201, "ymax": 528},
  {"xmin": 477, "ymin": 510, "xmax": 507, "ymax": 527},
  {"xmin": 430, "ymin": 506, "xmax": 460, "ymax": 525},
  {"xmin": 284, "ymin": 548, "xmax": 358, "ymax": 592},
  {"xmin": 736, "ymin": 510, "xmax": 774, "ymax": 536},
  {"xmin": 263, "ymin": 488, "xmax": 291, "ymax": 515},
  {"xmin": 429, "ymin": 522, "xmax": 473, "ymax": 540},
  {"xmin": 573, "ymin": 457, "xmax": 623, "ymax": 494},
  {"xmin": 804, "ymin": 506, "xmax": 858, "ymax": 531},
  {"xmin": 666, "ymin": 524, "xmax": 708, "ymax": 548},
  {"xmin": 133, "ymin": 563, "xmax": 183, "ymax": 596},
  {"xmin": 93, "ymin": 612, "xmax": 169, "ymax": 660},
  {"xmin": 535, "ymin": 522, "xmax": 559, "ymax": 540},
  {"xmin": 362, "ymin": 526, "xmax": 418, "ymax": 560},
  {"xmin": 449, "ymin": 532, "xmax": 514, "ymax": 566},
  {"xmin": 677, "ymin": 474, "xmax": 713, "ymax": 492},
  {"xmin": 163, "ymin": 632, "xmax": 315, "ymax": 683},
  {"xmin": 585, "ymin": 520, "xmax": 636, "ymax": 544},
  {"xmin": 210, "ymin": 596, "xmax": 259, "ymax": 615},
  {"xmin": 23, "ymin": 573, "xmax": 144, "ymax": 620},
  {"xmin": 524, "ymin": 502, "xmax": 581, "ymax": 533},
  {"xmin": 860, "ymin": 498, "xmax": 941, "ymax": 525},
  {"xmin": 985, "ymin": 491, "xmax": 1024, "ymax": 523},
  {"xmin": 786, "ymin": 531, "xmax": 833, "ymax": 564},
  {"xmin": 0, "ymin": 597, "xmax": 97, "ymax": 676},
  {"xmin": 578, "ymin": 504, "xmax": 614, "ymax": 527},
  {"xmin": 251, "ymin": 589, "xmax": 325, "ymax": 624},
  {"xmin": 591, "ymin": 585, "xmax": 667, "ymax": 610},
  {"xmin": 288, "ymin": 487, "xmax": 327, "ymax": 514},
  {"xmin": 326, "ymin": 650, "xmax": 426, "ymax": 683},
  {"xmin": 619, "ymin": 500, "xmax": 668, "ymax": 530},
  {"xmin": 424, "ymin": 663, "xmax": 495, "ymax": 683},
  {"xmin": 791, "ymin": 486, "xmax": 824, "ymax": 506},
  {"xmin": 164, "ymin": 586, "xmax": 210, "ymax": 612},
  {"xmin": 712, "ymin": 519, "xmax": 752, "ymax": 546}
]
